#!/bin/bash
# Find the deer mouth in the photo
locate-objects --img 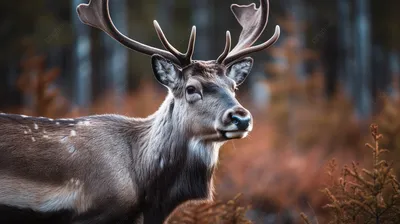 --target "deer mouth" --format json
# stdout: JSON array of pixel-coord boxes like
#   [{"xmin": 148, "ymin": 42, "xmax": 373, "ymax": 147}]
[{"xmin": 218, "ymin": 130, "xmax": 250, "ymax": 140}]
